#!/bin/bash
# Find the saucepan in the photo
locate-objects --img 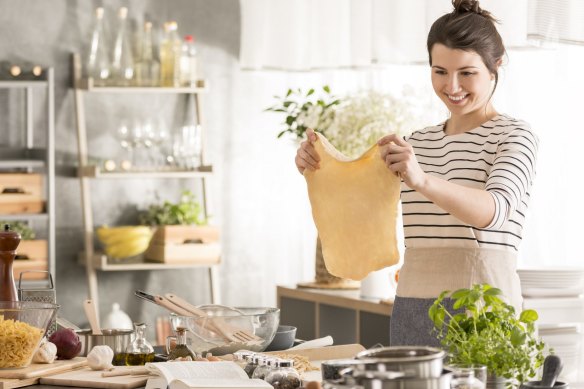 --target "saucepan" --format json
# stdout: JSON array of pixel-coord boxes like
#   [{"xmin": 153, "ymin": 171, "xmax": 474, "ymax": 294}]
[{"xmin": 355, "ymin": 346, "xmax": 446, "ymax": 379}]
